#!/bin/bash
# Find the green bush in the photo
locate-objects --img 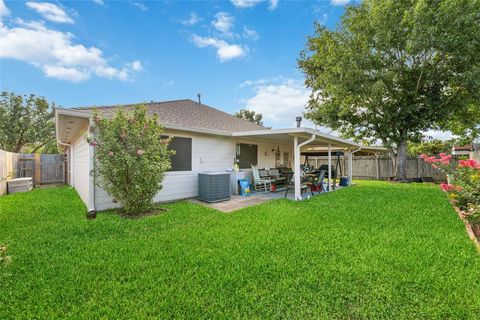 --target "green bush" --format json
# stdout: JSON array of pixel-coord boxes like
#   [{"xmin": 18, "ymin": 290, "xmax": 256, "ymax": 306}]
[{"xmin": 88, "ymin": 105, "xmax": 172, "ymax": 215}]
